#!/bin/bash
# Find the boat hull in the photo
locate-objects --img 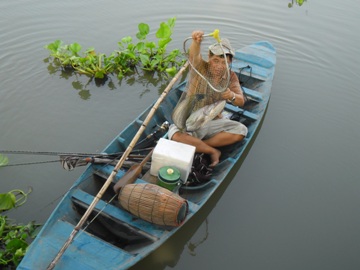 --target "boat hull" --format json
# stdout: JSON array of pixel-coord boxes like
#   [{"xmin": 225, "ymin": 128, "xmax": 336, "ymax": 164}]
[{"xmin": 18, "ymin": 41, "xmax": 276, "ymax": 270}]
